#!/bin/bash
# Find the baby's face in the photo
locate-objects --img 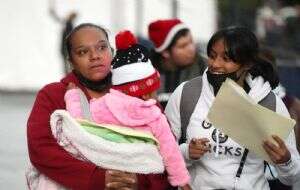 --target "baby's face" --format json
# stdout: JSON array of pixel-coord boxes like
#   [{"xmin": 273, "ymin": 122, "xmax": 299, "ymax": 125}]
[{"xmin": 142, "ymin": 91, "xmax": 157, "ymax": 101}]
